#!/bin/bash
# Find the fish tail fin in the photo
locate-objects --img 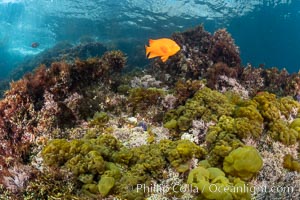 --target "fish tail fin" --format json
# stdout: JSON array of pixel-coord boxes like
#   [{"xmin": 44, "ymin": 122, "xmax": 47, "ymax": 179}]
[{"xmin": 145, "ymin": 45, "xmax": 150, "ymax": 57}]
